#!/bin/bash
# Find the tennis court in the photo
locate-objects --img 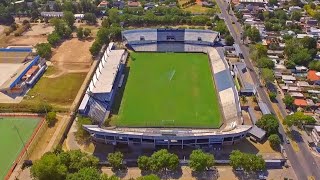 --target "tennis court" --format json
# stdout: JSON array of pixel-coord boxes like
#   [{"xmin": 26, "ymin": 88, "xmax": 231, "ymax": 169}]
[{"xmin": 0, "ymin": 116, "xmax": 40, "ymax": 179}]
